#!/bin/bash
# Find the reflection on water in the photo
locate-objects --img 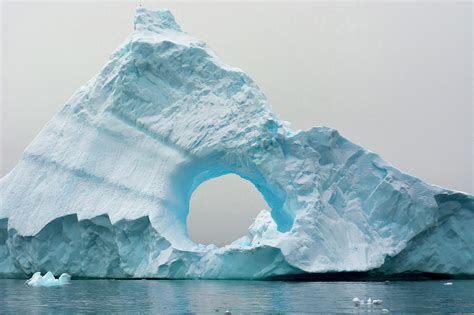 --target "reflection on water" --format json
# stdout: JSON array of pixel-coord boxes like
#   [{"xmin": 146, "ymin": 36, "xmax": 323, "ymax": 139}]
[{"xmin": 0, "ymin": 279, "xmax": 473, "ymax": 313}]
